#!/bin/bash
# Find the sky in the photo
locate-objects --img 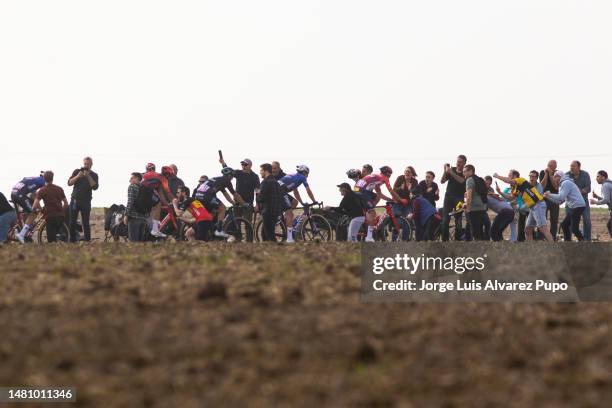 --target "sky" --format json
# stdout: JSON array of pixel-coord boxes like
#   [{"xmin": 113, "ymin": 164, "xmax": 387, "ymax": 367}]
[{"xmin": 0, "ymin": 1, "xmax": 610, "ymax": 207}]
